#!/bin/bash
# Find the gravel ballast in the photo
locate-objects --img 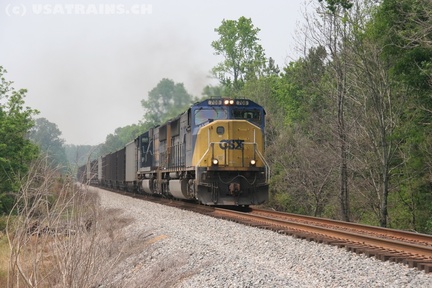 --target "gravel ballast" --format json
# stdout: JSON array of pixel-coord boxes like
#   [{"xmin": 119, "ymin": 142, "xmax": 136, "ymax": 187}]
[{"xmin": 91, "ymin": 187, "xmax": 432, "ymax": 287}]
